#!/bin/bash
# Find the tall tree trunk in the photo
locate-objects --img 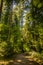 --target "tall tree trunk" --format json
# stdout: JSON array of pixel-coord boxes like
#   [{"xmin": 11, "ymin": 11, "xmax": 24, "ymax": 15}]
[{"xmin": 0, "ymin": 0, "xmax": 3, "ymax": 20}]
